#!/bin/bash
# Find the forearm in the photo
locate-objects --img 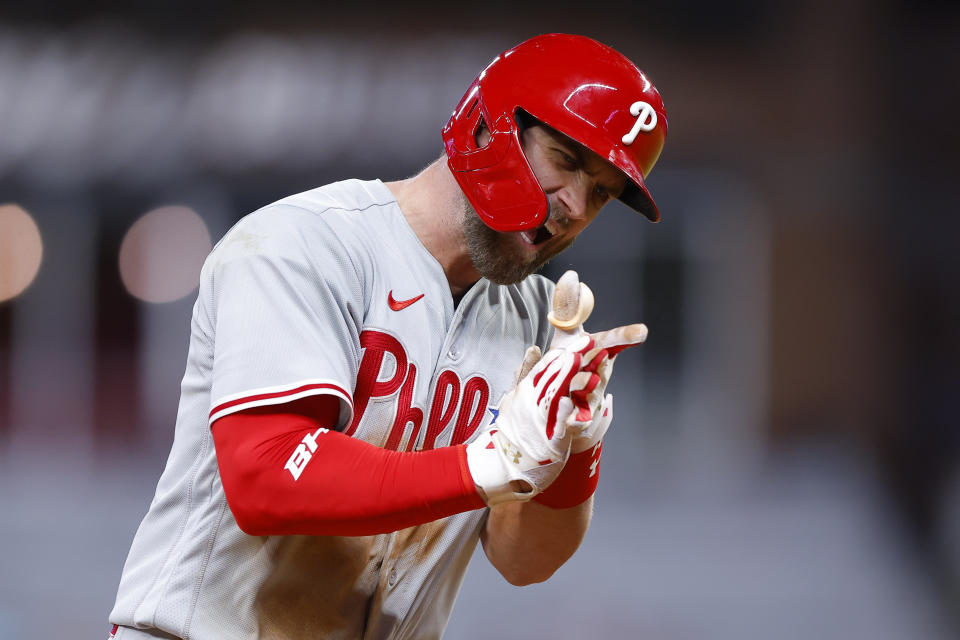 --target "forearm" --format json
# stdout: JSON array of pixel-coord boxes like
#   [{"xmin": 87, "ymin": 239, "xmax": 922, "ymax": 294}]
[
  {"xmin": 213, "ymin": 403, "xmax": 484, "ymax": 536},
  {"xmin": 481, "ymin": 495, "xmax": 593, "ymax": 586}
]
